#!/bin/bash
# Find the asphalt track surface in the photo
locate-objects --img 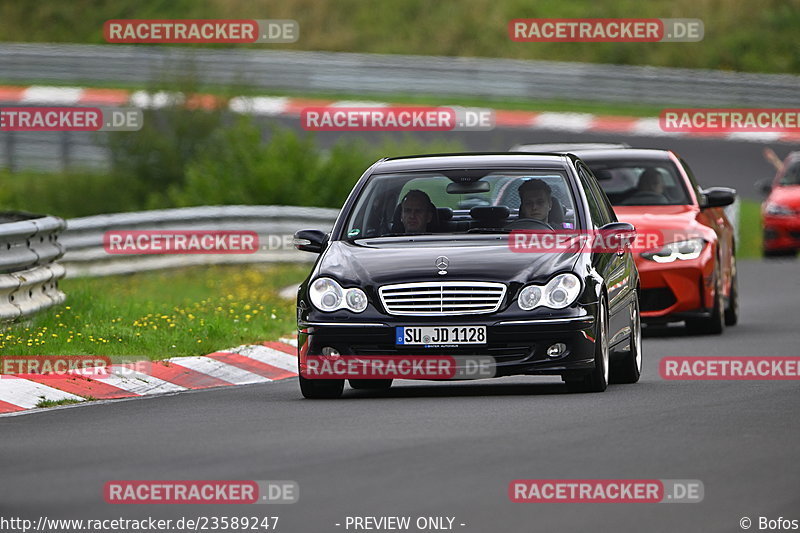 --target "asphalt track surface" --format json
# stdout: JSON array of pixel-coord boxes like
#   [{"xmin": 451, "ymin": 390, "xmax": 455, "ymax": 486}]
[{"xmin": 2, "ymin": 258, "xmax": 798, "ymax": 532}]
